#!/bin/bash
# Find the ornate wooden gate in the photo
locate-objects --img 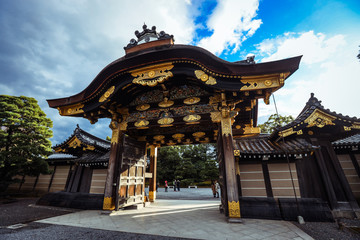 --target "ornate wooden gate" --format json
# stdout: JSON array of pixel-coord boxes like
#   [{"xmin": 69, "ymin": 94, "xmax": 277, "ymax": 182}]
[{"xmin": 115, "ymin": 135, "xmax": 146, "ymax": 209}]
